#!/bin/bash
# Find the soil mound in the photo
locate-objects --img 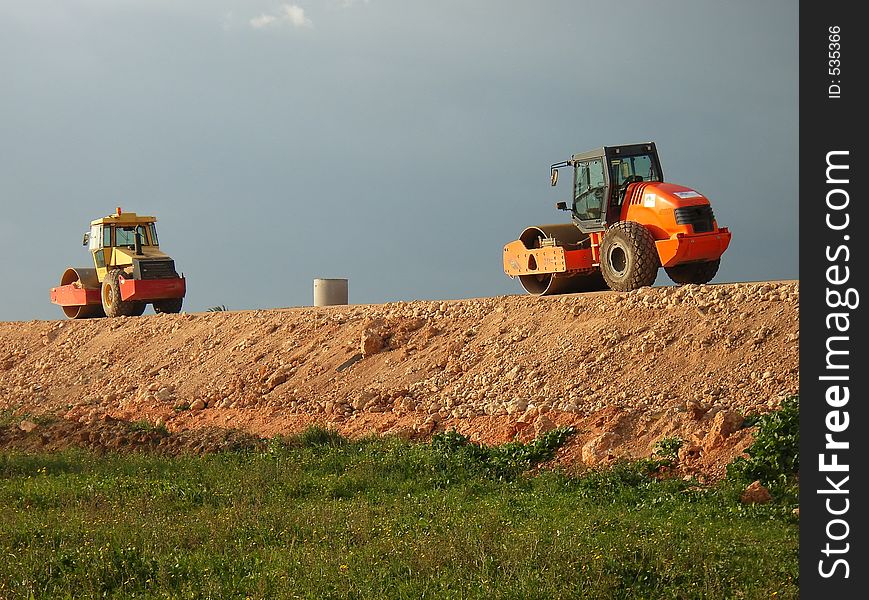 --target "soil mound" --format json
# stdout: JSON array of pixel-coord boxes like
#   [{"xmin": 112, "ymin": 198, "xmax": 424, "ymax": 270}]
[{"xmin": 1, "ymin": 281, "xmax": 799, "ymax": 479}]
